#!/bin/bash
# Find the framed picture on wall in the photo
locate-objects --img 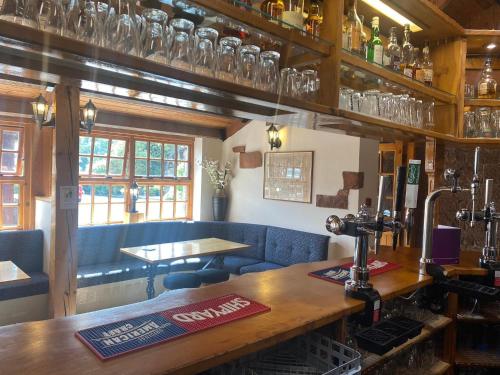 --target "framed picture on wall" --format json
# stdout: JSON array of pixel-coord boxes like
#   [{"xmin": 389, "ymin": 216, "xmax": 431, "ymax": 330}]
[{"xmin": 263, "ymin": 151, "xmax": 314, "ymax": 203}]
